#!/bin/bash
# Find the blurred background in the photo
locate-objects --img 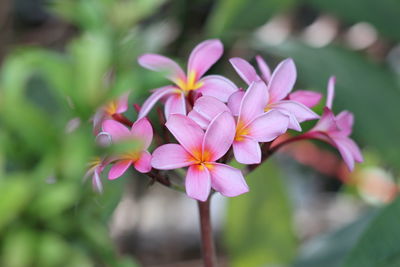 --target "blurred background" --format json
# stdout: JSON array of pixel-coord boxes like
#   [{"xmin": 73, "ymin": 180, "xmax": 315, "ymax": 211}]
[{"xmin": 1, "ymin": 0, "xmax": 400, "ymax": 266}]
